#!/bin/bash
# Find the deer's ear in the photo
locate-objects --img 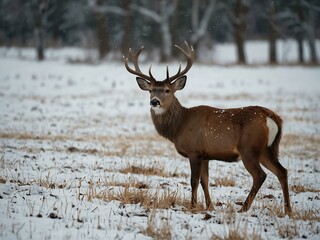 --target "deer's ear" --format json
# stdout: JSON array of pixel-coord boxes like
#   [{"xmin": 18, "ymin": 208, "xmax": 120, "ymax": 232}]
[
  {"xmin": 172, "ymin": 76, "xmax": 187, "ymax": 91},
  {"xmin": 136, "ymin": 77, "xmax": 151, "ymax": 91}
]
